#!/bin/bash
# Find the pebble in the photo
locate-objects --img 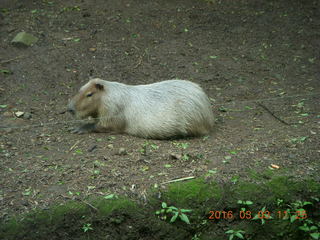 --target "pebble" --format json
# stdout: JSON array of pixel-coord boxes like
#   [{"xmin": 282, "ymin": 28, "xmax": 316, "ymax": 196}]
[
  {"xmin": 14, "ymin": 111, "xmax": 24, "ymax": 118},
  {"xmin": 117, "ymin": 147, "xmax": 127, "ymax": 155}
]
